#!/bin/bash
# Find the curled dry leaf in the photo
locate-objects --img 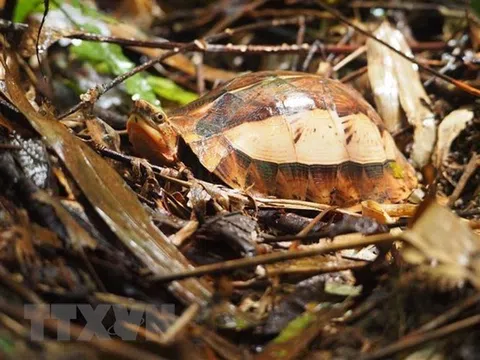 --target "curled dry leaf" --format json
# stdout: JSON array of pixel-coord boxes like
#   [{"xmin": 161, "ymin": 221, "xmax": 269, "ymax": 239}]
[
  {"xmin": 198, "ymin": 213, "xmax": 259, "ymax": 257},
  {"xmin": 254, "ymin": 196, "xmax": 356, "ymax": 215},
  {"xmin": 196, "ymin": 180, "xmax": 254, "ymax": 212},
  {"xmin": 85, "ymin": 117, "xmax": 121, "ymax": 152},
  {"xmin": 367, "ymin": 22, "xmax": 436, "ymax": 168},
  {"xmin": 433, "ymin": 108, "xmax": 474, "ymax": 169},
  {"xmin": 200, "ymin": 182, "xmax": 234, "ymax": 211},
  {"xmin": 362, "ymin": 200, "xmax": 417, "ymax": 224},
  {"xmin": 401, "ymin": 202, "xmax": 480, "ymax": 288},
  {"xmin": 362, "ymin": 200, "xmax": 394, "ymax": 224},
  {"xmin": 366, "ymin": 28, "xmax": 401, "ymax": 133},
  {"xmin": 187, "ymin": 180, "xmax": 212, "ymax": 218}
]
